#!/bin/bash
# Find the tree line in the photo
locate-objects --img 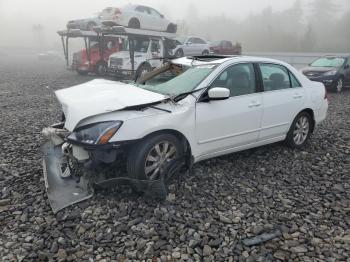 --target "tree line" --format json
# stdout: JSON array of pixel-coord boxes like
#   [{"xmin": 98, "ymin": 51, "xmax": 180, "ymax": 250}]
[{"xmin": 177, "ymin": 0, "xmax": 350, "ymax": 53}]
